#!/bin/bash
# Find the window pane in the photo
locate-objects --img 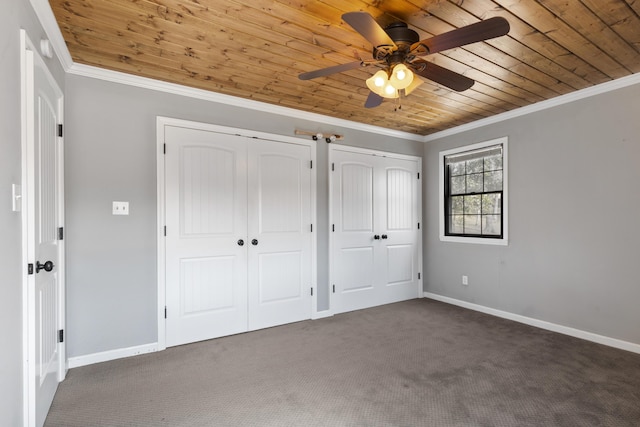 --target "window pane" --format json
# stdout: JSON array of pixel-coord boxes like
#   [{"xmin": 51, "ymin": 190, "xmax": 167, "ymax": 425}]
[
  {"xmin": 450, "ymin": 162, "xmax": 465, "ymax": 176},
  {"xmin": 449, "ymin": 215, "xmax": 464, "ymax": 234},
  {"xmin": 467, "ymin": 173, "xmax": 483, "ymax": 193},
  {"xmin": 449, "ymin": 196, "xmax": 464, "ymax": 215},
  {"xmin": 482, "ymin": 215, "xmax": 501, "ymax": 236},
  {"xmin": 450, "ymin": 176, "xmax": 465, "ymax": 195},
  {"xmin": 481, "ymin": 193, "xmax": 501, "ymax": 215},
  {"xmin": 464, "ymin": 215, "xmax": 482, "ymax": 234},
  {"xmin": 484, "ymin": 171, "xmax": 503, "ymax": 192},
  {"xmin": 464, "ymin": 195, "xmax": 481, "ymax": 215},
  {"xmin": 484, "ymin": 154, "xmax": 502, "ymax": 171},
  {"xmin": 467, "ymin": 158, "xmax": 483, "ymax": 173}
]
